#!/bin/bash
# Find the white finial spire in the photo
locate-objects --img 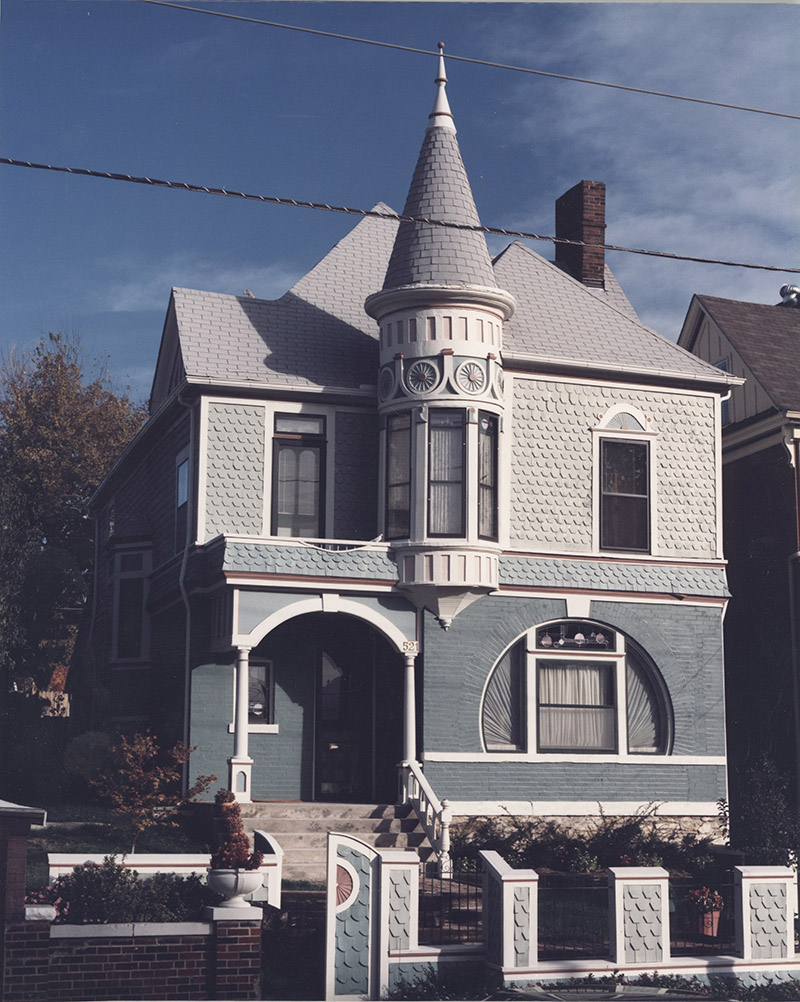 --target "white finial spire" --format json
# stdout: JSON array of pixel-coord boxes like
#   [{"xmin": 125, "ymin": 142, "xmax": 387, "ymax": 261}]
[{"xmin": 428, "ymin": 42, "xmax": 456, "ymax": 132}]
